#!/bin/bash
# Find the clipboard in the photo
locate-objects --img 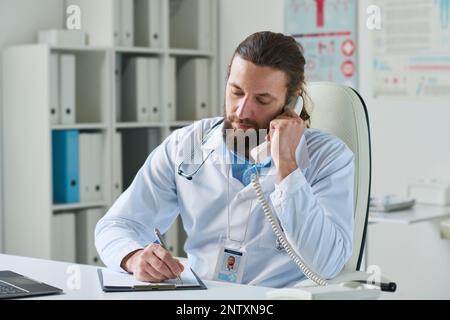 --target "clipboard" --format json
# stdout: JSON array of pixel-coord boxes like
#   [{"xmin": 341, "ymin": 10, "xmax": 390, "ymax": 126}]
[{"xmin": 97, "ymin": 267, "xmax": 207, "ymax": 292}]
